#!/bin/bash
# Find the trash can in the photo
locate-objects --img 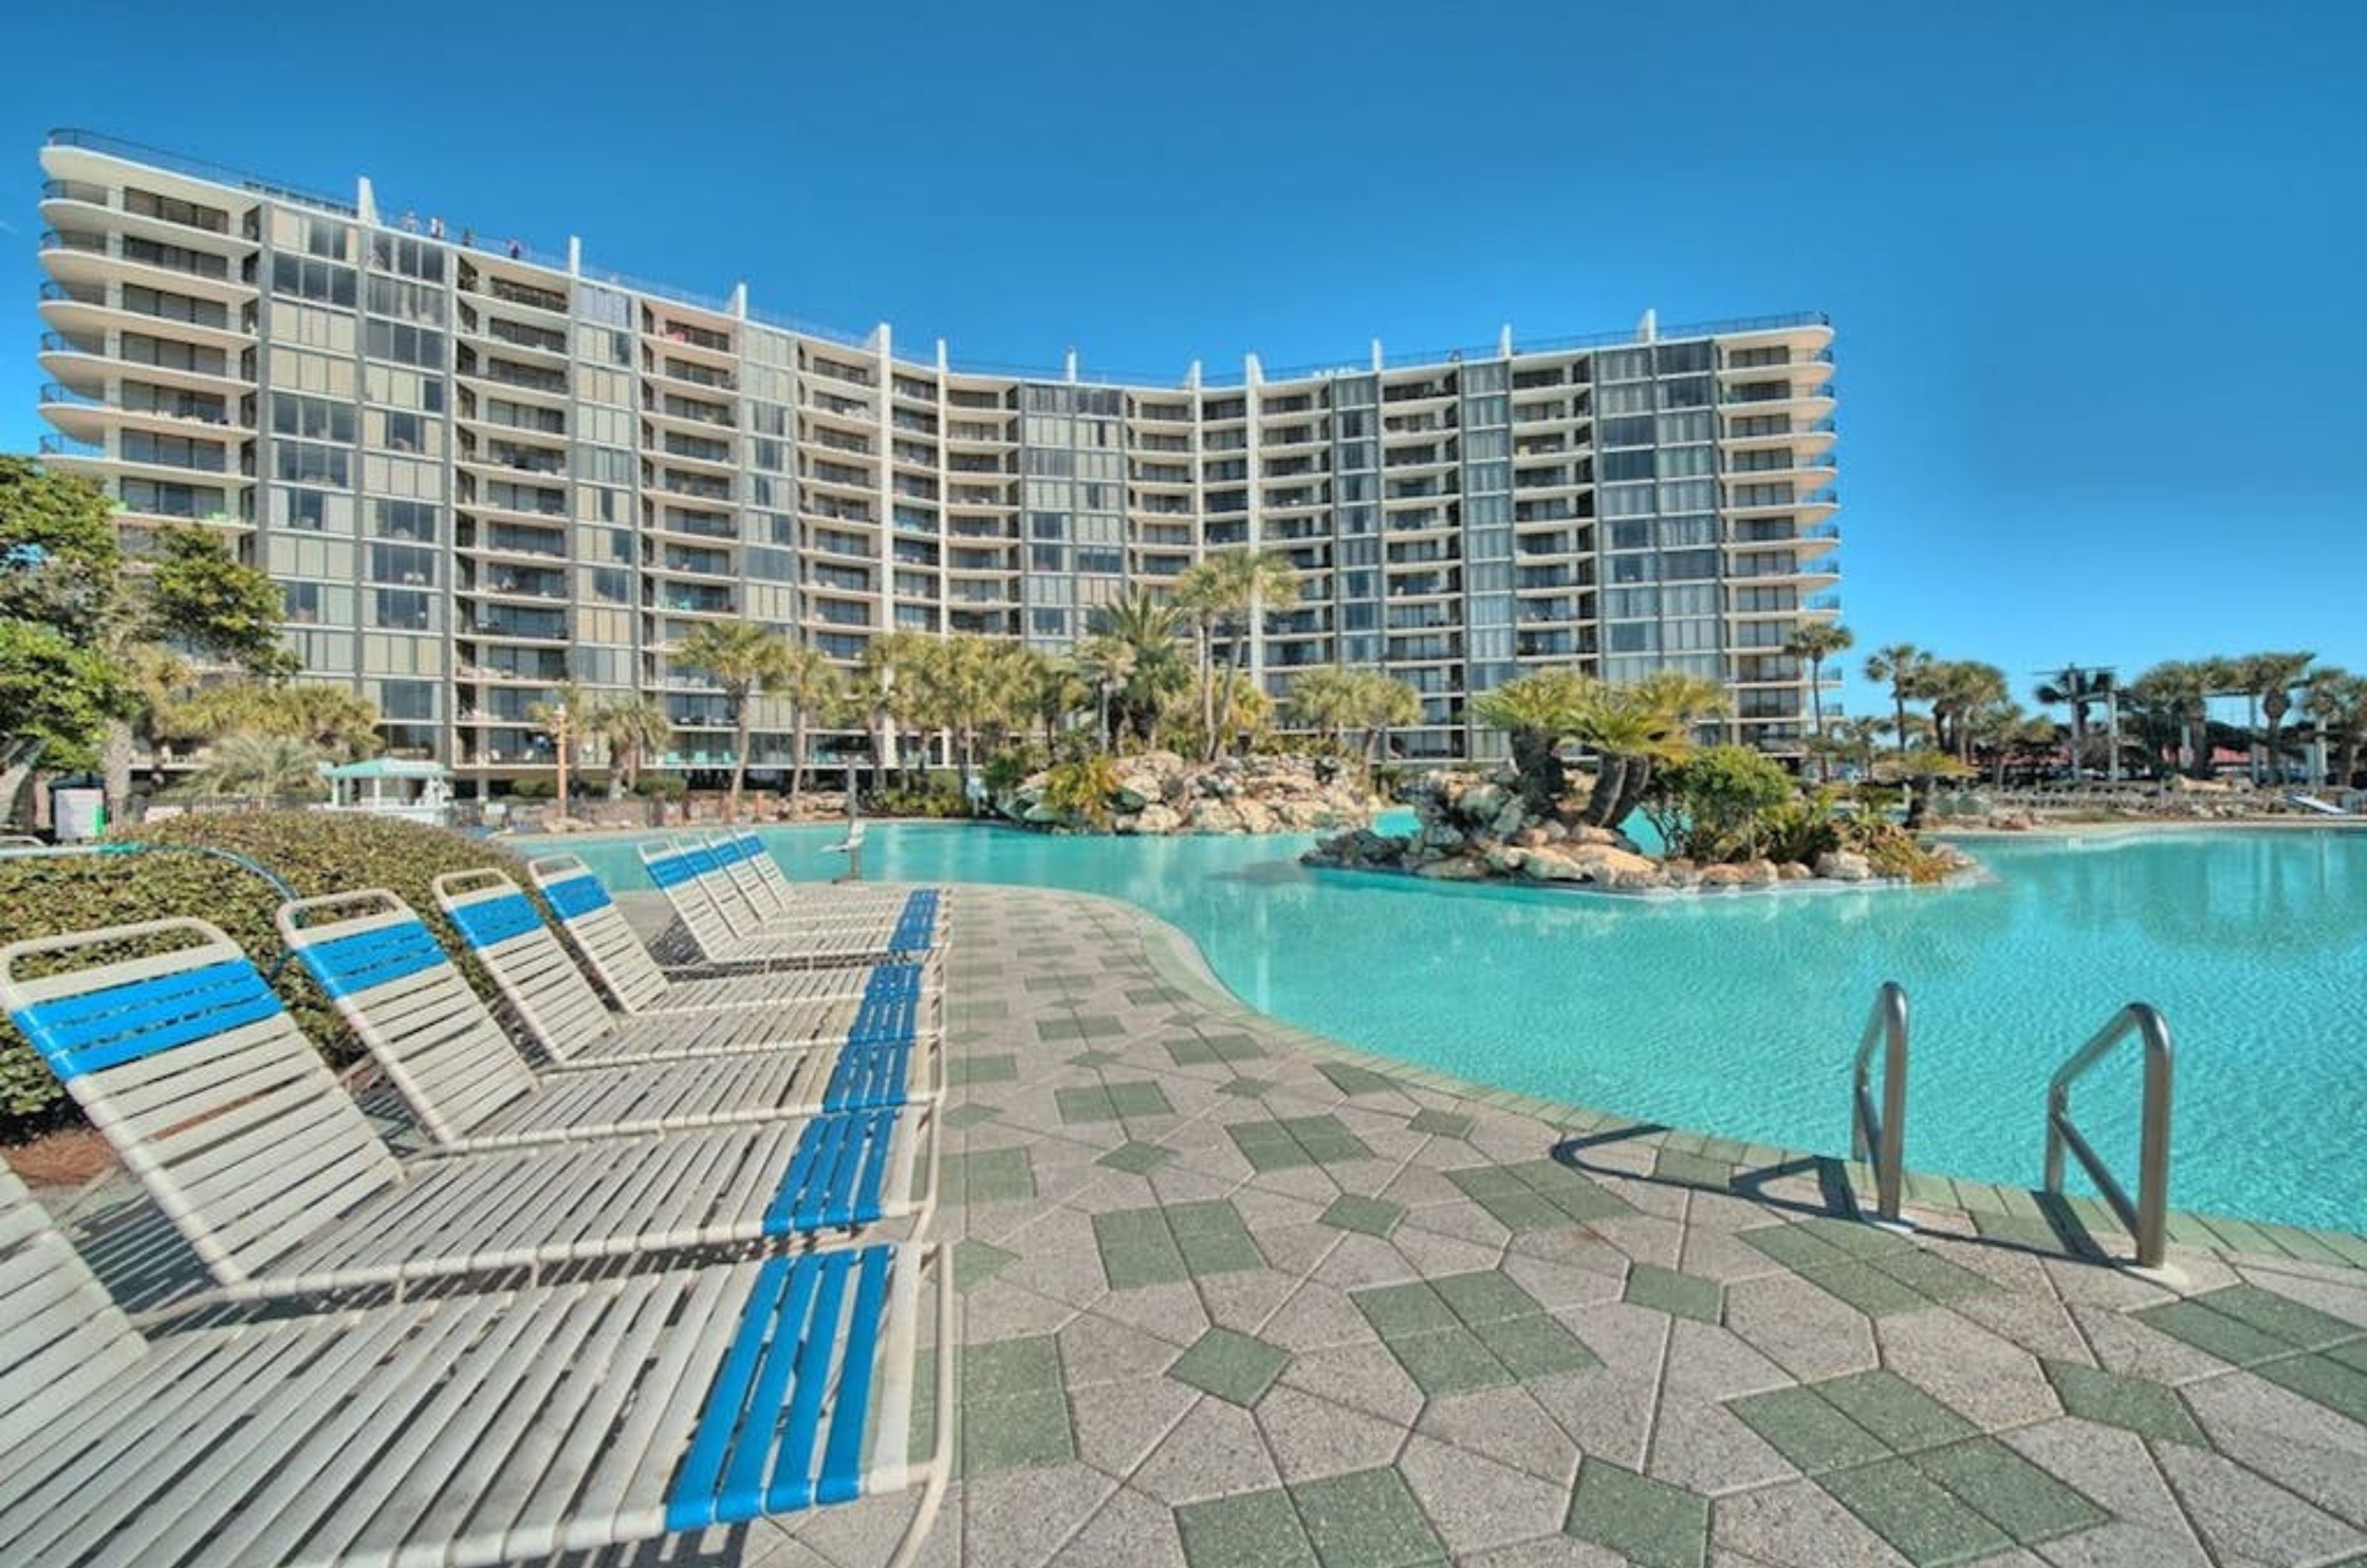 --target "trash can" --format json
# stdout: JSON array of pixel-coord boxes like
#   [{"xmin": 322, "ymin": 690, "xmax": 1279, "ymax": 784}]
[{"xmin": 52, "ymin": 785, "xmax": 107, "ymax": 842}]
